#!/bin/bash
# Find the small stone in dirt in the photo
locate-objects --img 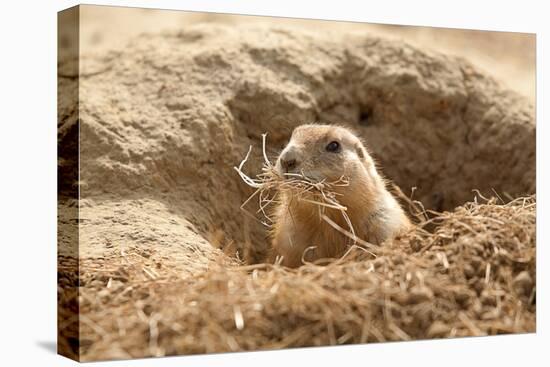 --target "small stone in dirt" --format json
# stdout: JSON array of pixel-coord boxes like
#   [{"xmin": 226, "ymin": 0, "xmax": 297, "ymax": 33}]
[
  {"xmin": 480, "ymin": 290, "xmax": 497, "ymax": 306},
  {"xmin": 408, "ymin": 285, "xmax": 434, "ymax": 303},
  {"xmin": 427, "ymin": 321, "xmax": 451, "ymax": 338},
  {"xmin": 513, "ymin": 271, "xmax": 533, "ymax": 296},
  {"xmin": 98, "ymin": 289, "xmax": 111, "ymax": 300},
  {"xmin": 410, "ymin": 238, "xmax": 422, "ymax": 252},
  {"xmin": 454, "ymin": 289, "xmax": 472, "ymax": 306},
  {"xmin": 463, "ymin": 264, "xmax": 475, "ymax": 279}
]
